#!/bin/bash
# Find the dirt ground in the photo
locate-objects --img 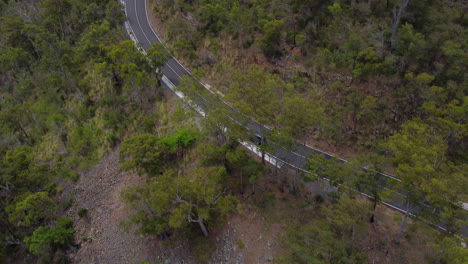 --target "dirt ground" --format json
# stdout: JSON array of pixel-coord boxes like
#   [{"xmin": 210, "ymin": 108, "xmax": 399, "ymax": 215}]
[
  {"xmin": 65, "ymin": 148, "xmax": 285, "ymax": 264},
  {"xmin": 209, "ymin": 206, "xmax": 284, "ymax": 264},
  {"xmin": 65, "ymin": 149, "xmax": 193, "ymax": 264},
  {"xmin": 63, "ymin": 146, "xmax": 437, "ymax": 264},
  {"xmin": 238, "ymin": 180, "xmax": 438, "ymax": 264}
]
